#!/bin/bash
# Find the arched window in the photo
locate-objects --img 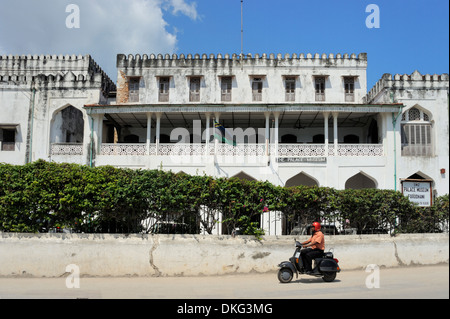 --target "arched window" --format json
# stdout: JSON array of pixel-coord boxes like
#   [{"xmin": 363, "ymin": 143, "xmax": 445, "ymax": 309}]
[
  {"xmin": 401, "ymin": 107, "xmax": 433, "ymax": 157},
  {"xmin": 51, "ymin": 105, "xmax": 84, "ymax": 144}
]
